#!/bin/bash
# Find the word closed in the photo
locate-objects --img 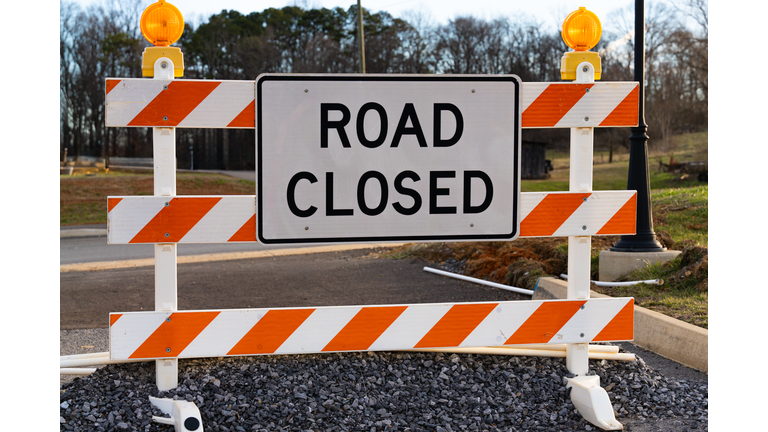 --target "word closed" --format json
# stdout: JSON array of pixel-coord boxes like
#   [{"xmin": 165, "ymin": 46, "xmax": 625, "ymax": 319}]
[{"xmin": 256, "ymin": 74, "xmax": 521, "ymax": 244}]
